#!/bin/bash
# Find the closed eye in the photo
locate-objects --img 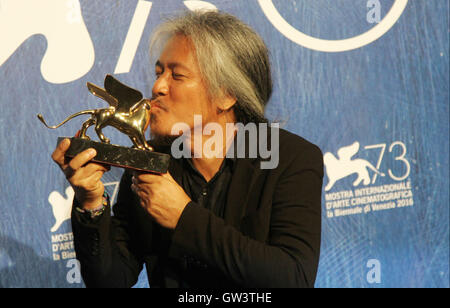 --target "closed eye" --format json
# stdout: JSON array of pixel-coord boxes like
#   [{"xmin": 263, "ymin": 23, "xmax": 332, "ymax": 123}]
[
  {"xmin": 172, "ymin": 72, "xmax": 187, "ymax": 80},
  {"xmin": 155, "ymin": 69, "xmax": 162, "ymax": 78}
]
